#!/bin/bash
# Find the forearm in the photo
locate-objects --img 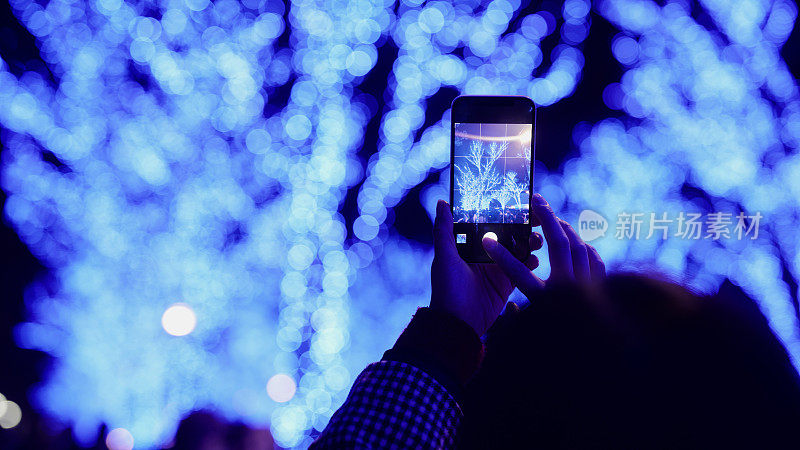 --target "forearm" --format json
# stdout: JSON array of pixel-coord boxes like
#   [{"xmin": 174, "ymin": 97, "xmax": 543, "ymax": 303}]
[
  {"xmin": 312, "ymin": 307, "xmax": 484, "ymax": 449},
  {"xmin": 383, "ymin": 307, "xmax": 484, "ymax": 401}
]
